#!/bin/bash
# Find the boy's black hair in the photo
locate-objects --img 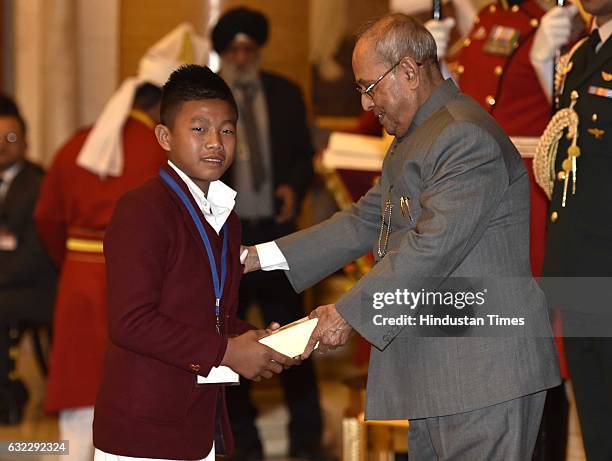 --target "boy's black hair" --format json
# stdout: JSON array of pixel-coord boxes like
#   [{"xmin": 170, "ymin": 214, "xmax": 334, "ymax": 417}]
[
  {"xmin": 160, "ymin": 64, "xmax": 238, "ymax": 127},
  {"xmin": 0, "ymin": 94, "xmax": 27, "ymax": 136}
]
